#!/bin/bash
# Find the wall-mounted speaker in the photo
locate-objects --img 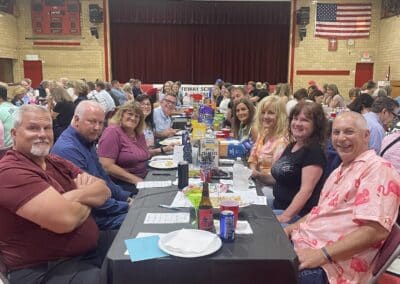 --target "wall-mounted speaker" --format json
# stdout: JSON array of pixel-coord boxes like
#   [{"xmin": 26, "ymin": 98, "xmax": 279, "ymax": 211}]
[
  {"xmin": 296, "ymin": 7, "xmax": 310, "ymax": 26},
  {"xmin": 89, "ymin": 4, "xmax": 103, "ymax": 23}
]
